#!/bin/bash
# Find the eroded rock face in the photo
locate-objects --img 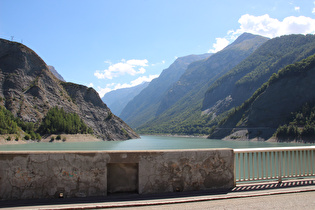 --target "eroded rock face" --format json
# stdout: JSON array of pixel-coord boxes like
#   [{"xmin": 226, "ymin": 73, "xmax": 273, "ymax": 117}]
[{"xmin": 0, "ymin": 38, "xmax": 139, "ymax": 140}]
